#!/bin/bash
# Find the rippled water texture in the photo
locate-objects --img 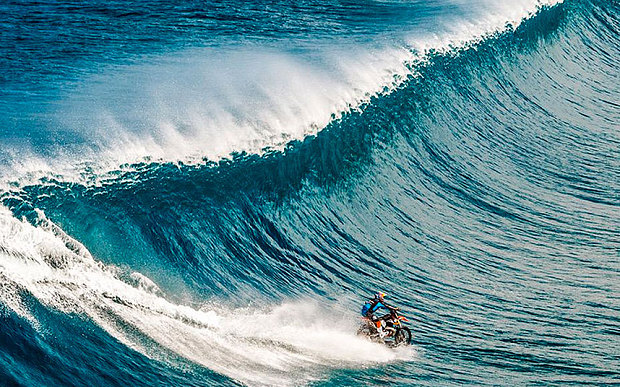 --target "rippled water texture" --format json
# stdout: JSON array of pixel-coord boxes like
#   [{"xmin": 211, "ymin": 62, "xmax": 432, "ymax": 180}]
[{"xmin": 0, "ymin": 0, "xmax": 618, "ymax": 386}]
